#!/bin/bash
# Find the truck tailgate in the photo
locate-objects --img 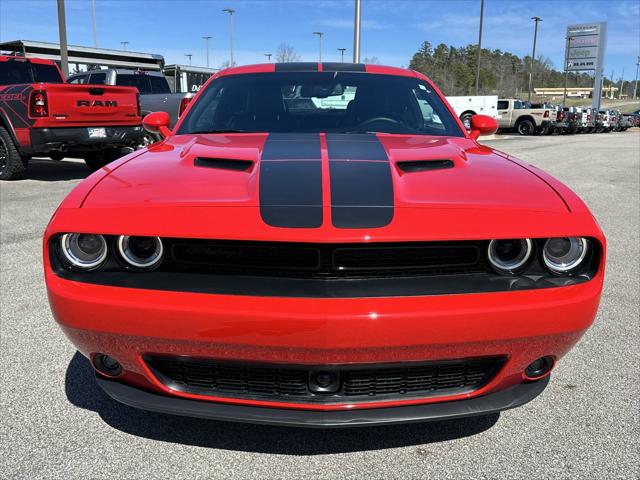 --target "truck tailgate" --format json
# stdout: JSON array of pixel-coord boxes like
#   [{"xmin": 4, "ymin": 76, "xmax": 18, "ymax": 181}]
[{"xmin": 40, "ymin": 83, "xmax": 140, "ymax": 126}]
